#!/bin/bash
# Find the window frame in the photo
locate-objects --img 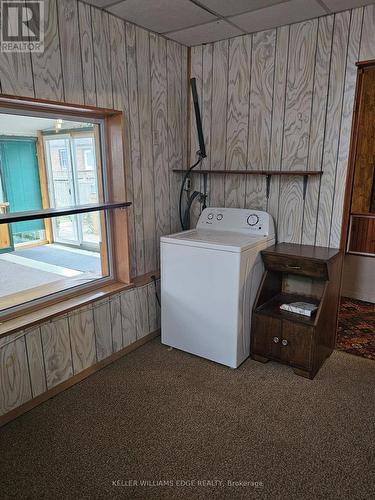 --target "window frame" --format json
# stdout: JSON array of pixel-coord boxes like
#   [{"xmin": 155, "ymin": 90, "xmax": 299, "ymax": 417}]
[
  {"xmin": 0, "ymin": 94, "xmax": 131, "ymax": 323},
  {"xmin": 43, "ymin": 130, "xmax": 102, "ymax": 251}
]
